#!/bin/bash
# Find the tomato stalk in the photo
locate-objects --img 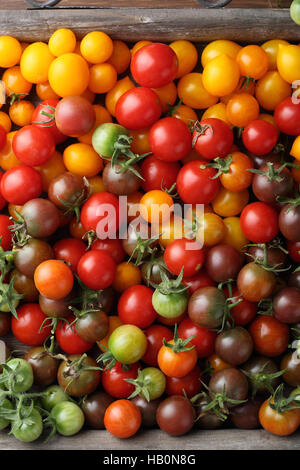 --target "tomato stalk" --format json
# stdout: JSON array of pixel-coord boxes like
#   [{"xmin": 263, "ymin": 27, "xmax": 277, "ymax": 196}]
[
  {"xmin": 9, "ymin": 211, "xmax": 31, "ymax": 247},
  {"xmin": 269, "ymin": 384, "xmax": 300, "ymax": 413},
  {"xmin": 162, "ymin": 324, "xmax": 195, "ymax": 354},
  {"xmin": 9, "ymin": 93, "xmax": 29, "ymax": 105},
  {"xmin": 277, "ymin": 184, "xmax": 300, "ymax": 210},
  {"xmin": 192, "ymin": 121, "xmax": 213, "ymax": 147},
  {"xmin": 32, "ymin": 105, "xmax": 56, "ymax": 127},
  {"xmin": 200, "ymin": 155, "xmax": 232, "ymax": 179},
  {"xmin": 241, "ymin": 362, "xmax": 286, "ymax": 398},
  {"xmin": 245, "ymin": 242, "xmax": 290, "ymax": 274},
  {"xmin": 128, "ymin": 229, "xmax": 159, "ymax": 266}
]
